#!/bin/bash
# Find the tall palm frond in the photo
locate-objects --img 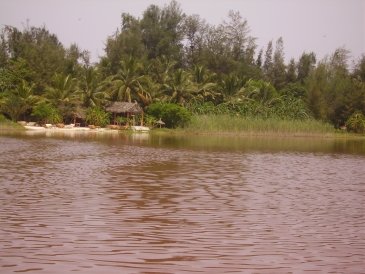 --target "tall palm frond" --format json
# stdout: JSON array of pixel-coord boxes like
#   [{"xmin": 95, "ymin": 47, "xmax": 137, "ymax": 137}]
[{"xmin": 77, "ymin": 67, "xmax": 107, "ymax": 107}]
